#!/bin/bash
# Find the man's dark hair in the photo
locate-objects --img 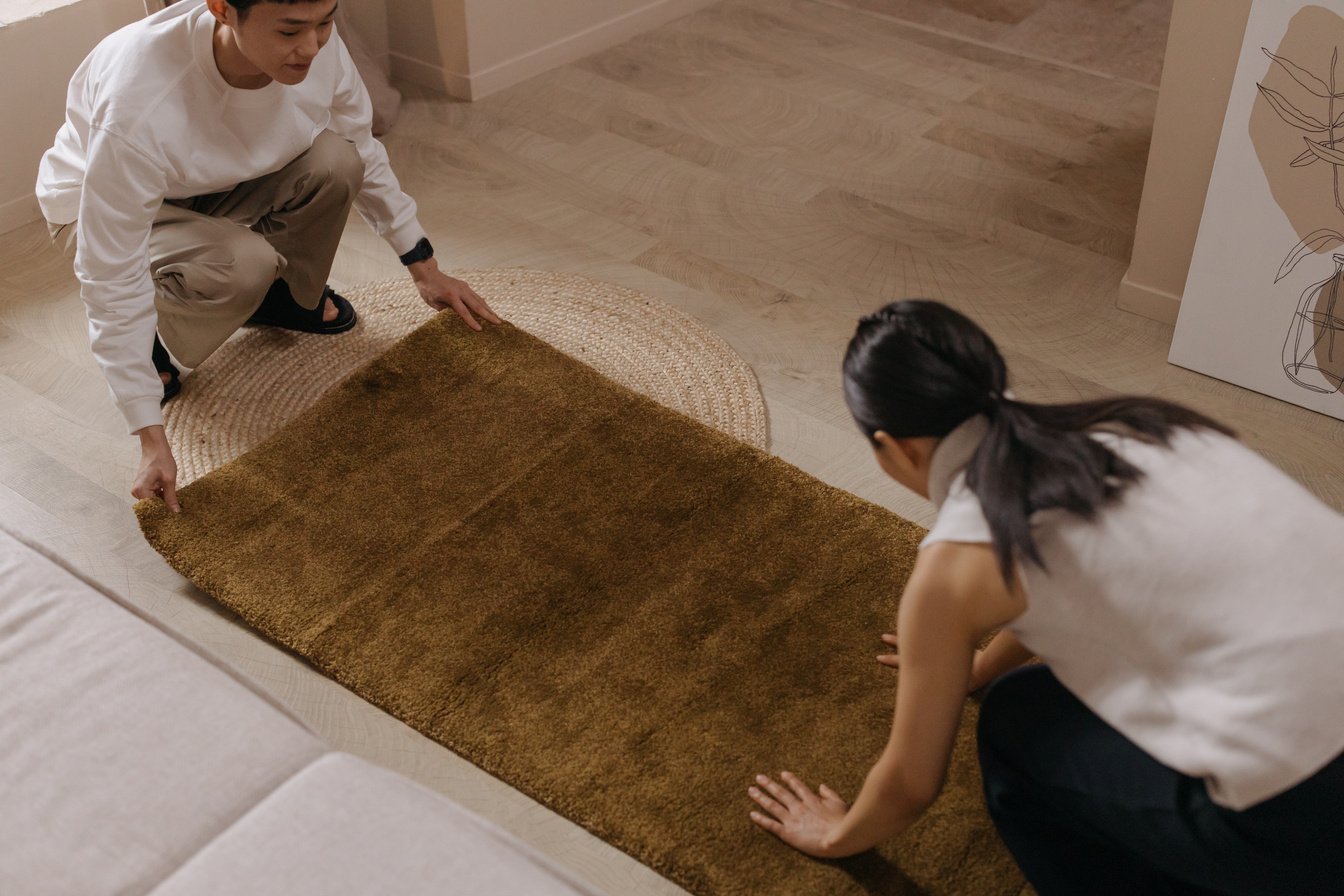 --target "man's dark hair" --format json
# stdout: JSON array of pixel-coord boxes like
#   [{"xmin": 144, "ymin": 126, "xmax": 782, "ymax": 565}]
[{"xmin": 228, "ymin": 0, "xmax": 325, "ymax": 18}]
